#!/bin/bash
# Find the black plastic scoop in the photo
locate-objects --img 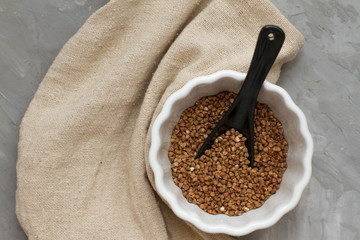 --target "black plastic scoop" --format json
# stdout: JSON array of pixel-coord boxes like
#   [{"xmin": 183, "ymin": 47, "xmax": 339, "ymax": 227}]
[{"xmin": 195, "ymin": 25, "xmax": 285, "ymax": 168}]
